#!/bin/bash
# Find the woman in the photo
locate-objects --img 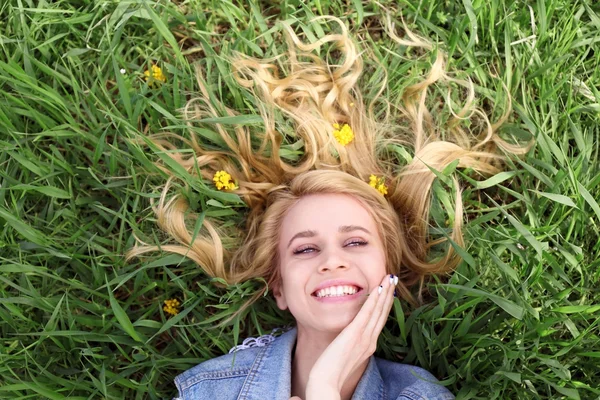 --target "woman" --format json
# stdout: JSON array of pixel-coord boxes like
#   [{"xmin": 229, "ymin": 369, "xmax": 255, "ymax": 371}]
[
  {"xmin": 172, "ymin": 174, "xmax": 455, "ymax": 399},
  {"xmin": 126, "ymin": 15, "xmax": 528, "ymax": 400}
]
